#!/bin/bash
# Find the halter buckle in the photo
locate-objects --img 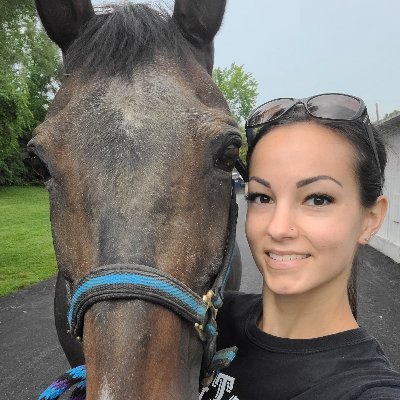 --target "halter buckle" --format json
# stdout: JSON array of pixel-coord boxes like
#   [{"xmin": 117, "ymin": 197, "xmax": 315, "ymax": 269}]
[
  {"xmin": 194, "ymin": 289, "xmax": 219, "ymax": 341},
  {"xmin": 203, "ymin": 289, "xmax": 218, "ymax": 318},
  {"xmin": 195, "ymin": 322, "xmax": 206, "ymax": 341}
]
